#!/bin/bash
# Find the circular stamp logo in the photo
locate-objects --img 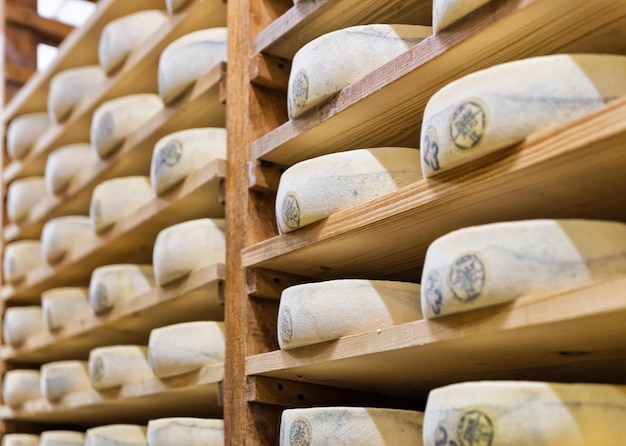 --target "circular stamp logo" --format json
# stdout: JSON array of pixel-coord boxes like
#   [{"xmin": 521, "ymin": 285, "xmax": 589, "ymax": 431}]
[
  {"xmin": 457, "ymin": 410, "xmax": 494, "ymax": 446},
  {"xmin": 434, "ymin": 423, "xmax": 460, "ymax": 446},
  {"xmin": 157, "ymin": 139, "xmax": 183, "ymax": 171},
  {"xmin": 448, "ymin": 253, "xmax": 487, "ymax": 303},
  {"xmin": 281, "ymin": 192, "xmax": 301, "ymax": 230},
  {"xmin": 96, "ymin": 111, "xmax": 114, "ymax": 150},
  {"xmin": 279, "ymin": 306, "xmax": 294, "ymax": 344},
  {"xmin": 94, "ymin": 282, "xmax": 109, "ymax": 311},
  {"xmin": 424, "ymin": 269, "xmax": 444, "ymax": 316},
  {"xmin": 423, "ymin": 125, "xmax": 441, "ymax": 172},
  {"xmin": 91, "ymin": 356, "xmax": 104, "ymax": 384},
  {"xmin": 290, "ymin": 69, "xmax": 309, "ymax": 113},
  {"xmin": 449, "ymin": 100, "xmax": 487, "ymax": 150},
  {"xmin": 289, "ymin": 416, "xmax": 312, "ymax": 446}
]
